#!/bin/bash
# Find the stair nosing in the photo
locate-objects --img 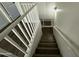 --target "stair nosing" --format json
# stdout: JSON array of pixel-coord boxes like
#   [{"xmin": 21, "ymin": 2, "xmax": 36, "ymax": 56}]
[
  {"xmin": 37, "ymin": 47, "xmax": 58, "ymax": 50},
  {"xmin": 40, "ymin": 41, "xmax": 56, "ymax": 42},
  {"xmin": 39, "ymin": 43, "xmax": 56, "ymax": 44},
  {"xmin": 34, "ymin": 54, "xmax": 60, "ymax": 55},
  {"xmin": 33, "ymin": 54, "xmax": 61, "ymax": 57}
]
